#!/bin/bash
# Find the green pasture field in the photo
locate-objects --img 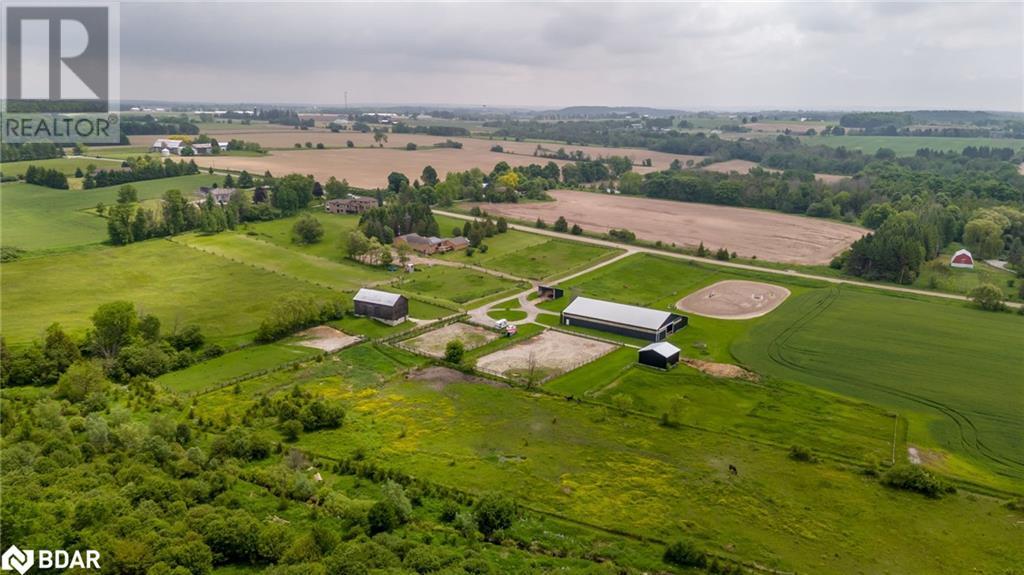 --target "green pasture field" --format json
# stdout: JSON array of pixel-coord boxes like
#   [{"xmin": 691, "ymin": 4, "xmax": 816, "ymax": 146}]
[
  {"xmin": 242, "ymin": 212, "xmax": 361, "ymax": 262},
  {"xmin": 534, "ymin": 252, "xmax": 1022, "ymax": 491},
  {"xmin": 192, "ymin": 363, "xmax": 1024, "ymax": 575},
  {"xmin": 586, "ymin": 362, "xmax": 894, "ymax": 464},
  {"xmin": 88, "ymin": 146, "xmax": 158, "ymax": 159},
  {"xmin": 434, "ymin": 214, "xmax": 622, "ymax": 280},
  {"xmin": 0, "ymin": 240, "xmax": 338, "ymax": 346},
  {"xmin": 155, "ymin": 342, "xmax": 318, "ymax": 394},
  {"xmin": 174, "ymin": 232, "xmax": 392, "ymax": 293},
  {"xmin": 0, "ymin": 156, "xmax": 122, "ymax": 177},
  {"xmin": 536, "ymin": 253, "xmax": 822, "ymax": 361},
  {"xmin": 0, "ymin": 174, "xmax": 222, "ymax": 252},
  {"xmin": 390, "ymin": 264, "xmax": 522, "ymax": 305},
  {"xmin": 732, "ymin": 286, "xmax": 1024, "ymax": 491},
  {"xmin": 800, "ymin": 134, "xmax": 1024, "ymax": 156}
]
